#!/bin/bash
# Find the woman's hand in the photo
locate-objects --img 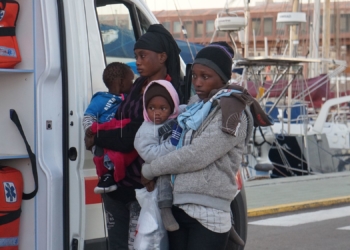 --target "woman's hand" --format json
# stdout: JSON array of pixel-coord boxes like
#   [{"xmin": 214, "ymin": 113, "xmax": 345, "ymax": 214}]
[
  {"xmin": 84, "ymin": 134, "xmax": 95, "ymax": 150},
  {"xmin": 141, "ymin": 173, "xmax": 155, "ymax": 192}
]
